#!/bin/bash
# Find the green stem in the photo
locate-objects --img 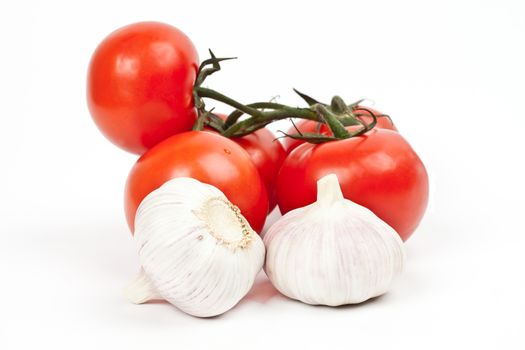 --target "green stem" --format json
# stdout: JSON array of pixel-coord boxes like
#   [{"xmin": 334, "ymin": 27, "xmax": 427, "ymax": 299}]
[
  {"xmin": 330, "ymin": 96, "xmax": 348, "ymax": 114},
  {"xmin": 339, "ymin": 116, "xmax": 364, "ymax": 127},
  {"xmin": 224, "ymin": 102, "xmax": 293, "ymax": 129},
  {"xmin": 316, "ymin": 105, "xmax": 350, "ymax": 139},
  {"xmin": 194, "ymin": 86, "xmax": 321, "ymax": 137},
  {"xmin": 222, "ymin": 107, "xmax": 318, "ymax": 137},
  {"xmin": 194, "ymin": 86, "xmax": 263, "ymax": 118},
  {"xmin": 192, "ymin": 50, "xmax": 382, "ymax": 144},
  {"xmin": 192, "ymin": 112, "xmax": 206, "ymax": 131}
]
